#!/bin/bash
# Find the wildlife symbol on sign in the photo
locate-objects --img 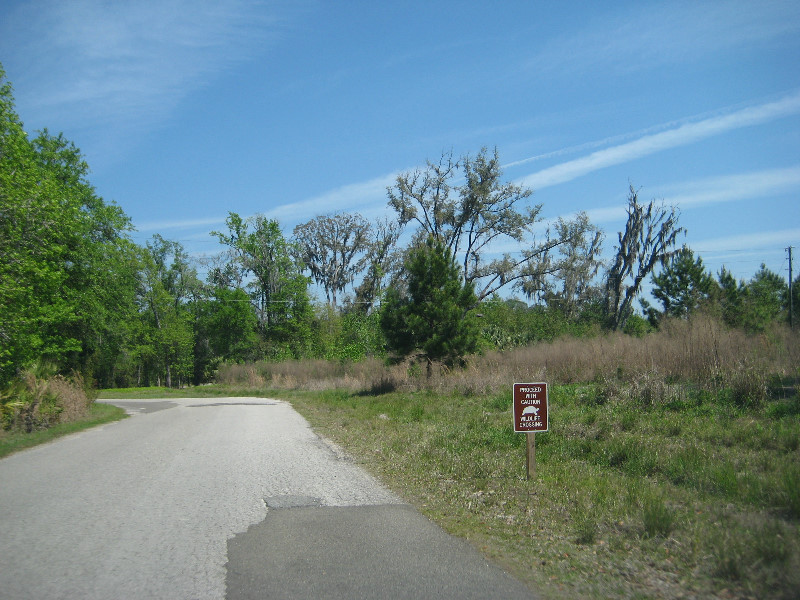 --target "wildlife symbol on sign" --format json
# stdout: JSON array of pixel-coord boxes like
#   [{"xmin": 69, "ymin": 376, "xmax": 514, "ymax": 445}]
[{"xmin": 522, "ymin": 406, "xmax": 540, "ymax": 417}]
